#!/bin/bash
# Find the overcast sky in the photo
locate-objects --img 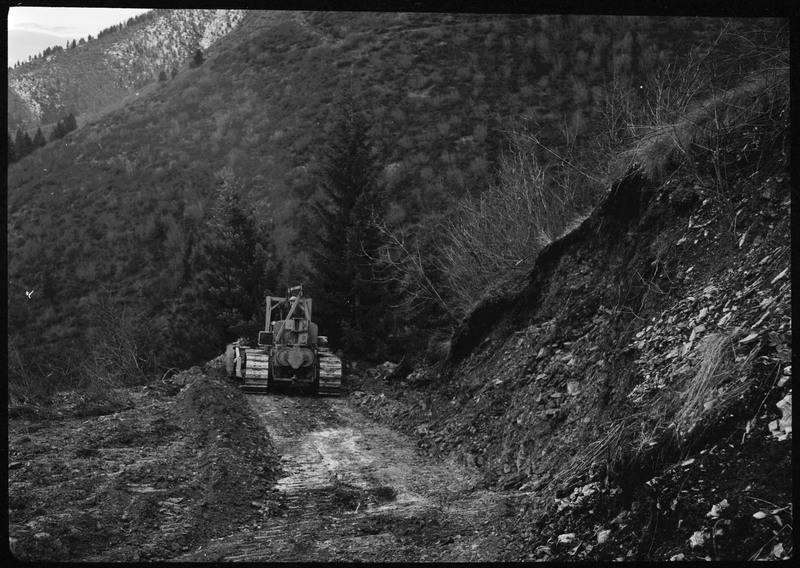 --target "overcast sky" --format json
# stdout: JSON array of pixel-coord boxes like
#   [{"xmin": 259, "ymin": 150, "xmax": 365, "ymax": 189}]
[{"xmin": 8, "ymin": 7, "xmax": 151, "ymax": 67}]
